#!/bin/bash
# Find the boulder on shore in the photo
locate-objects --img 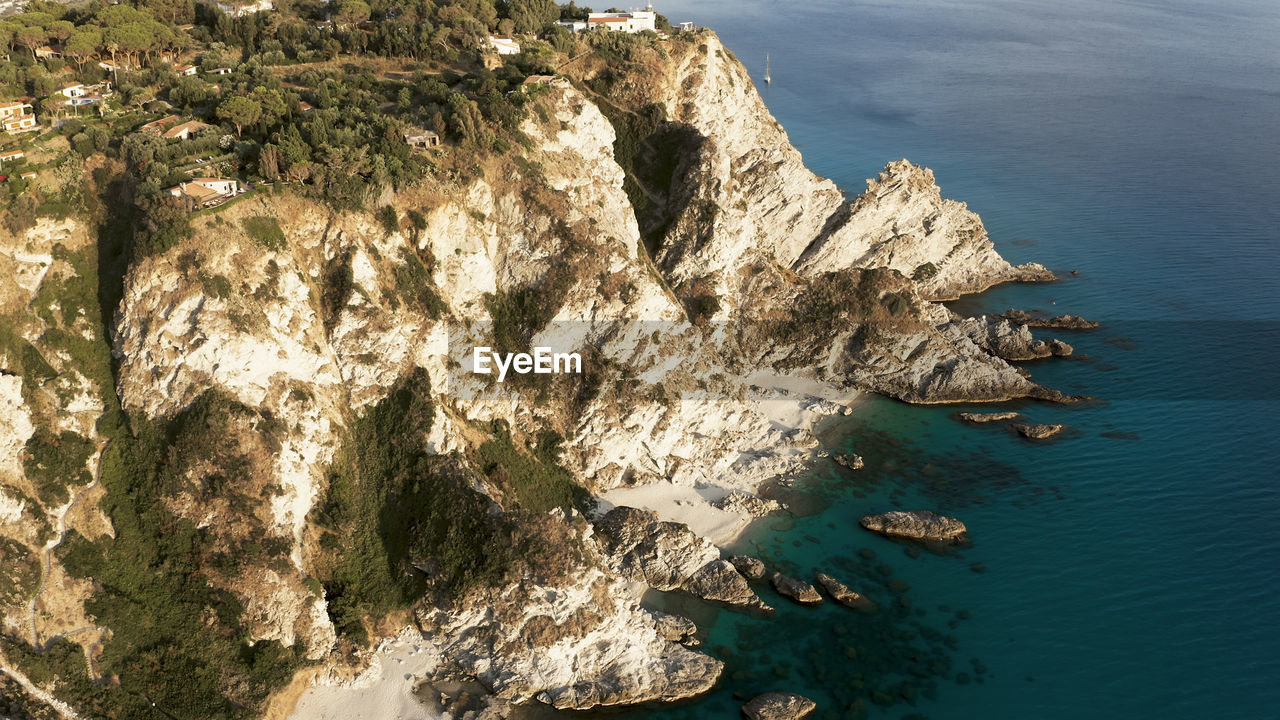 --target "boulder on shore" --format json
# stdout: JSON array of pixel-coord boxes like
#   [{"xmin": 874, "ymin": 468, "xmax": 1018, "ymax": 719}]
[
  {"xmin": 713, "ymin": 490, "xmax": 782, "ymax": 518},
  {"xmin": 741, "ymin": 692, "xmax": 817, "ymax": 720},
  {"xmin": 814, "ymin": 573, "xmax": 876, "ymax": 612},
  {"xmin": 957, "ymin": 411, "xmax": 1020, "ymax": 423},
  {"xmin": 730, "ymin": 555, "xmax": 767, "ymax": 580},
  {"xmin": 859, "ymin": 510, "xmax": 968, "ymax": 544},
  {"xmin": 1013, "ymin": 423, "xmax": 1064, "ymax": 440},
  {"xmin": 769, "ymin": 573, "xmax": 823, "ymax": 606}
]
